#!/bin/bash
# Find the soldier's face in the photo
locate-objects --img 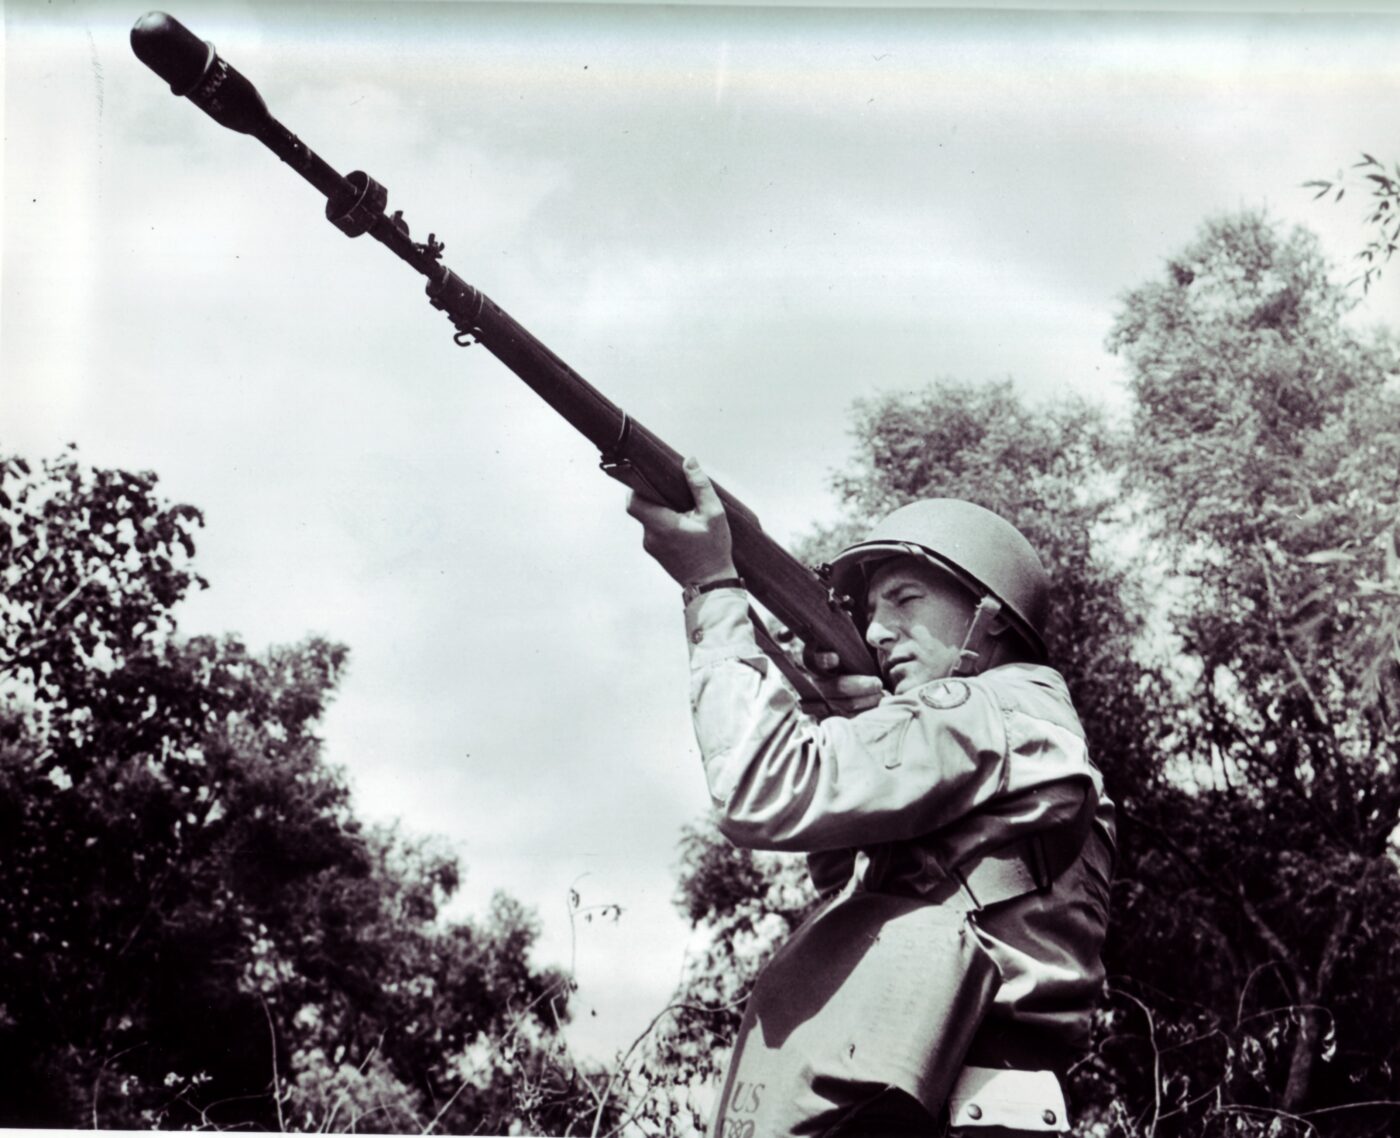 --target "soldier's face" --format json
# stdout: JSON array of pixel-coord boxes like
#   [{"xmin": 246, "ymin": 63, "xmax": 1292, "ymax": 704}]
[{"xmin": 864, "ymin": 557, "xmax": 972, "ymax": 693}]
